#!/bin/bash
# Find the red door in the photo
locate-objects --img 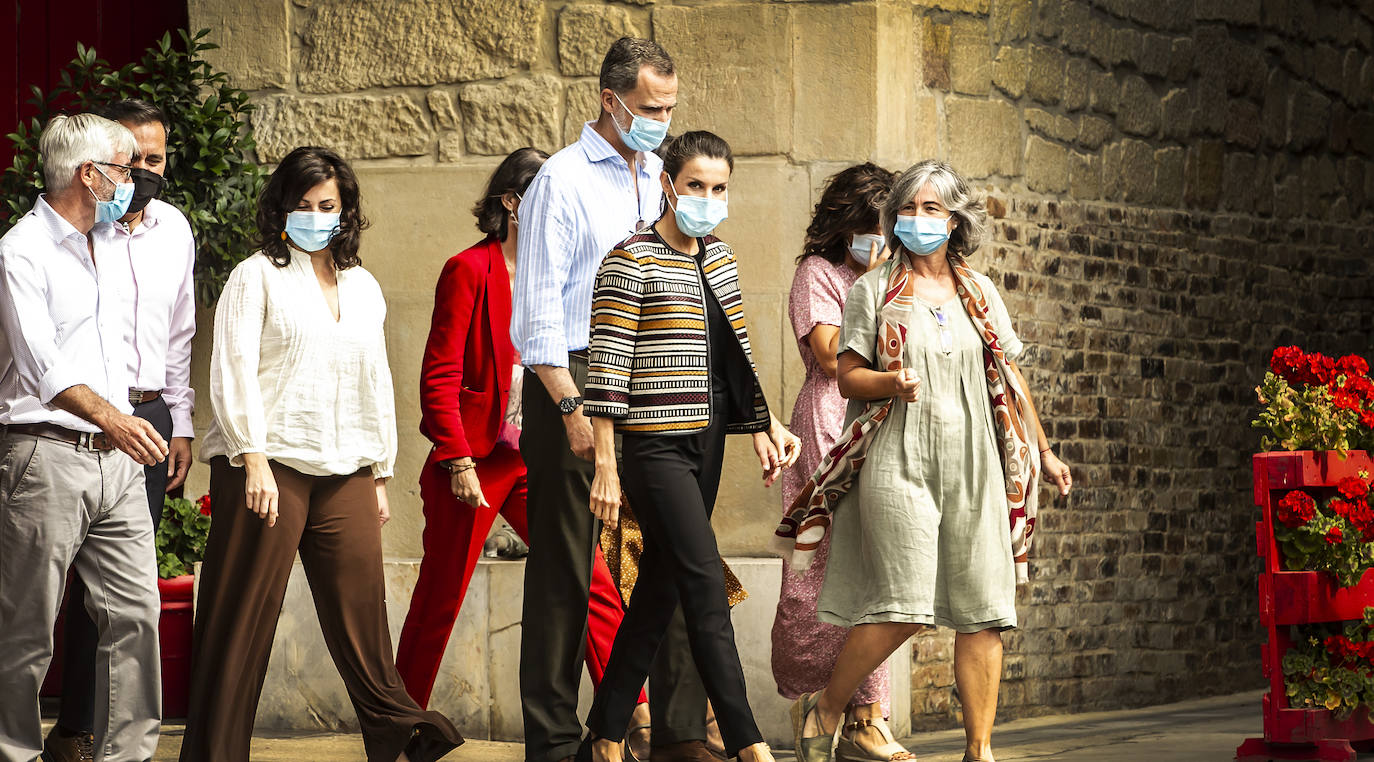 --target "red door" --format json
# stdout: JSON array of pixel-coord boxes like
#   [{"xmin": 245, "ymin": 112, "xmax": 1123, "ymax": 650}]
[{"xmin": 0, "ymin": 0, "xmax": 188, "ymax": 170}]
